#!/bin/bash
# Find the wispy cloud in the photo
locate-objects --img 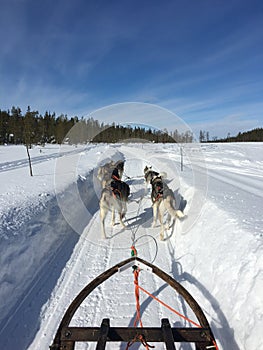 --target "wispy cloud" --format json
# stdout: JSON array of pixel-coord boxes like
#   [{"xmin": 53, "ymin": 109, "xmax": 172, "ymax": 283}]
[{"xmin": 1, "ymin": 0, "xmax": 262, "ymax": 139}]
